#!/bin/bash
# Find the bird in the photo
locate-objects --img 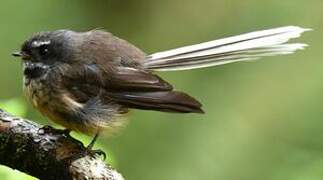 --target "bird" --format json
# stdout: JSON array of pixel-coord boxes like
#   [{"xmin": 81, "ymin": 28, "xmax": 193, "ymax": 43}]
[{"xmin": 12, "ymin": 26, "xmax": 309, "ymax": 155}]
